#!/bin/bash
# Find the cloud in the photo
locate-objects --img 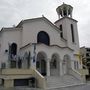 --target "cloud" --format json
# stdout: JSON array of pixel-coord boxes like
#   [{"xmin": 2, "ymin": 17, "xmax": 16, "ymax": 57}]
[
  {"xmin": 0, "ymin": 0, "xmax": 58, "ymax": 28},
  {"xmin": 0, "ymin": 0, "xmax": 90, "ymax": 47}
]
